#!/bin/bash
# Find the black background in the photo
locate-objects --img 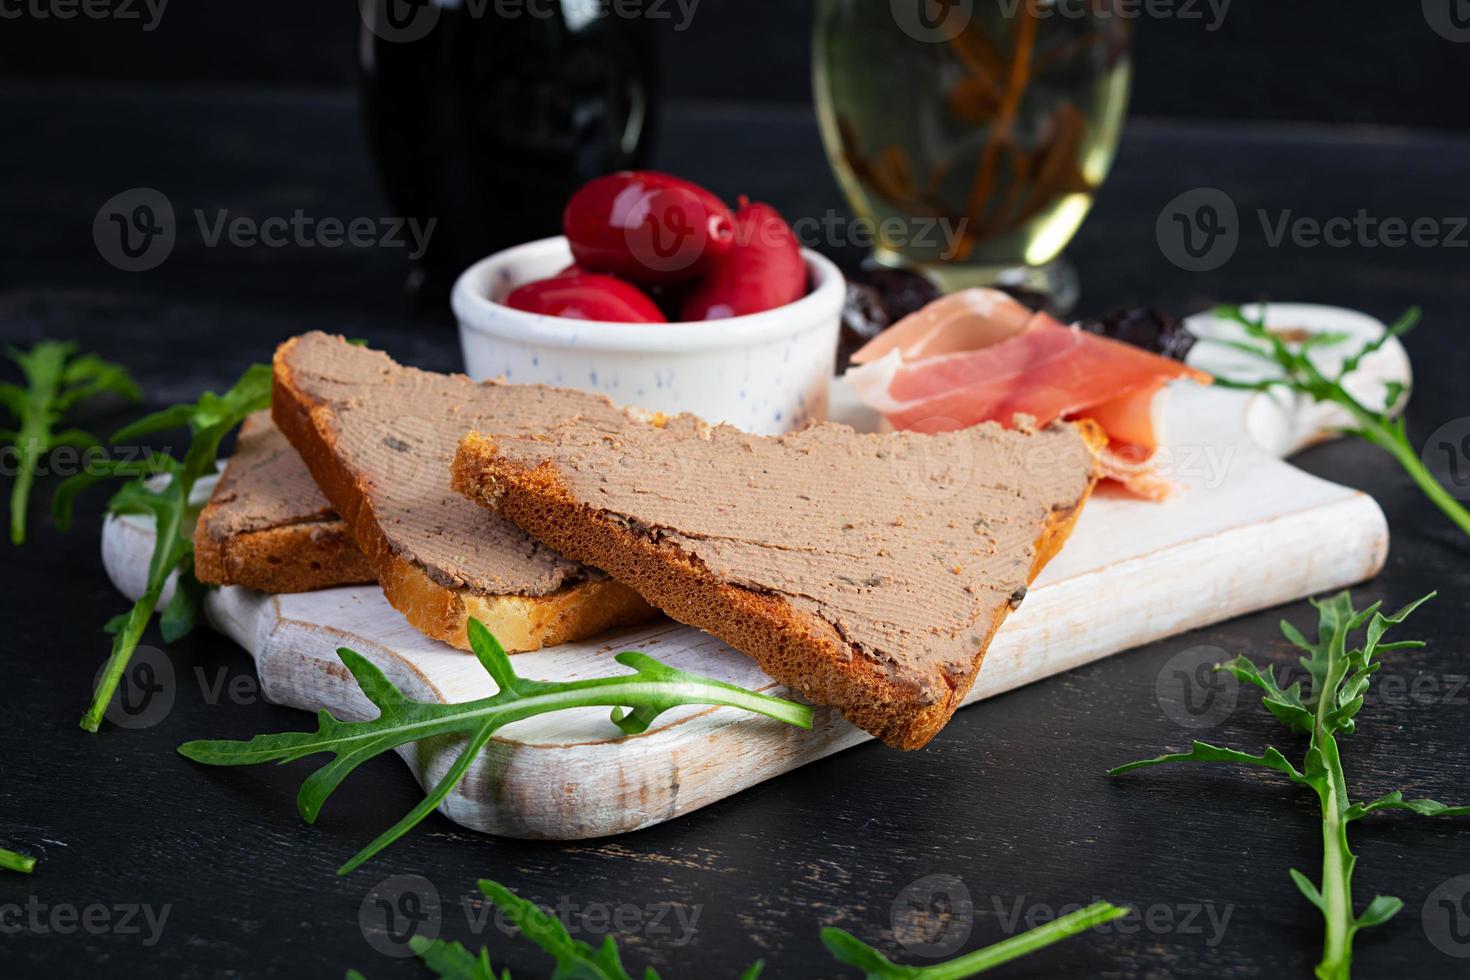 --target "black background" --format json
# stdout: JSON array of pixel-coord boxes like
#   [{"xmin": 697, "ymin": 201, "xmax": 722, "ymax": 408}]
[
  {"xmin": 3, "ymin": 2, "xmax": 1470, "ymax": 979},
  {"xmin": 2, "ymin": 0, "xmax": 1469, "ymax": 129}
]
